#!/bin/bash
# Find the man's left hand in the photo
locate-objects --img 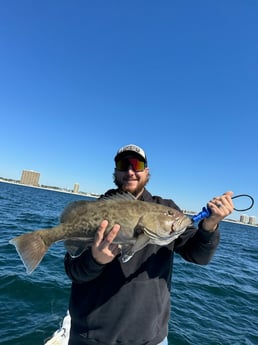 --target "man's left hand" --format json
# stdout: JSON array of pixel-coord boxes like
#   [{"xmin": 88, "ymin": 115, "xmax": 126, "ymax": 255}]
[{"xmin": 202, "ymin": 191, "xmax": 234, "ymax": 232}]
